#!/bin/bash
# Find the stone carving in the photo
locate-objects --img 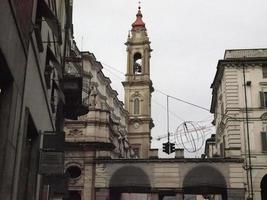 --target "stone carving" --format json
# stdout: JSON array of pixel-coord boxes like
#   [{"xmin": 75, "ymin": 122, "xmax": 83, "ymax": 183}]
[{"xmin": 67, "ymin": 129, "xmax": 83, "ymax": 136}]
